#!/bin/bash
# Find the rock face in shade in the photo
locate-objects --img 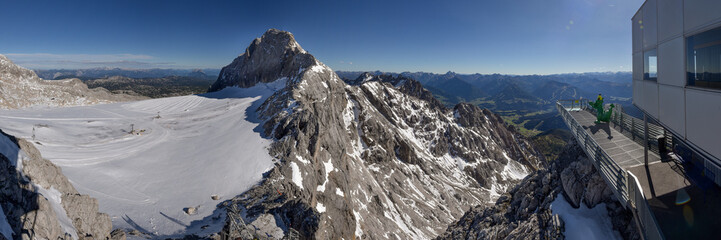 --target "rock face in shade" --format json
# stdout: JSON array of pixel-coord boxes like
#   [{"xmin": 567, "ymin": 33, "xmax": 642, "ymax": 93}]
[
  {"xmin": 0, "ymin": 54, "xmax": 144, "ymax": 110},
  {"xmin": 211, "ymin": 29, "xmax": 544, "ymax": 239},
  {"xmin": 435, "ymin": 142, "xmax": 640, "ymax": 240},
  {"xmin": 0, "ymin": 130, "xmax": 114, "ymax": 240}
]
